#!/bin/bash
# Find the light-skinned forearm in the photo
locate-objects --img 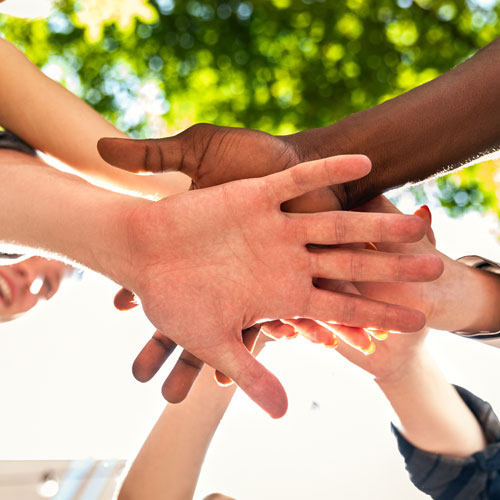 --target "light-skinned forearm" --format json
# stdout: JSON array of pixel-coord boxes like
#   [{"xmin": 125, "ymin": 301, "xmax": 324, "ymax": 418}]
[
  {"xmin": 444, "ymin": 261, "xmax": 500, "ymax": 334},
  {"xmin": 0, "ymin": 150, "xmax": 143, "ymax": 287},
  {"xmin": 0, "ymin": 37, "xmax": 189, "ymax": 198},
  {"xmin": 292, "ymin": 37, "xmax": 500, "ymax": 208},
  {"xmin": 423, "ymin": 256, "xmax": 500, "ymax": 334},
  {"xmin": 376, "ymin": 348, "xmax": 486, "ymax": 458},
  {"xmin": 118, "ymin": 366, "xmax": 237, "ymax": 500}
]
